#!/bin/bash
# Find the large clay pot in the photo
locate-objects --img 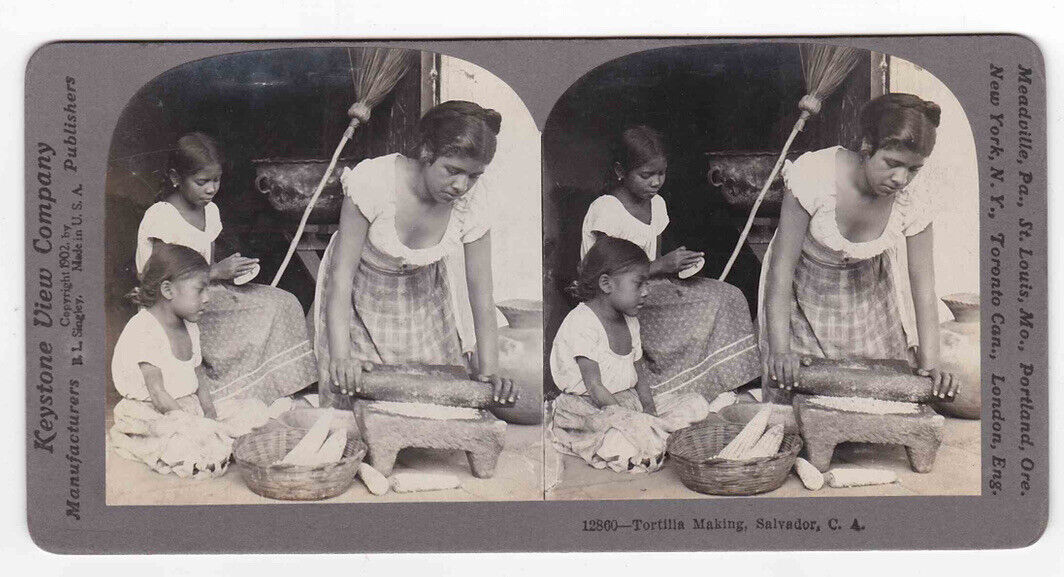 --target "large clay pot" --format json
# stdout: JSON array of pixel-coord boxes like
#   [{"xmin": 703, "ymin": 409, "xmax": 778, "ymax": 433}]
[
  {"xmin": 705, "ymin": 150, "xmax": 804, "ymax": 217},
  {"xmin": 253, "ymin": 157, "xmax": 362, "ymax": 224},
  {"xmin": 491, "ymin": 299, "xmax": 544, "ymax": 425},
  {"xmin": 935, "ymin": 293, "xmax": 981, "ymax": 419}
]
